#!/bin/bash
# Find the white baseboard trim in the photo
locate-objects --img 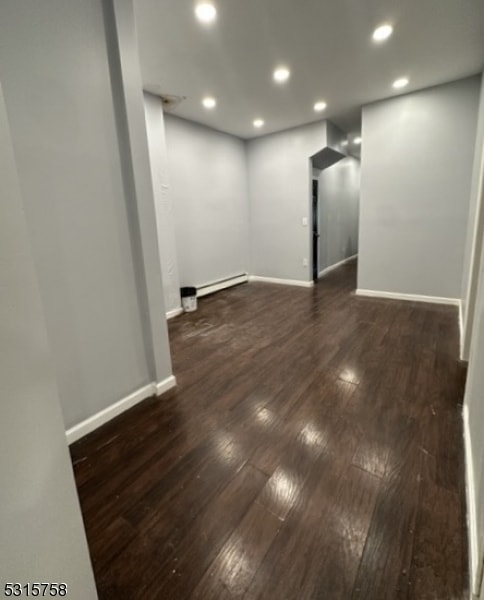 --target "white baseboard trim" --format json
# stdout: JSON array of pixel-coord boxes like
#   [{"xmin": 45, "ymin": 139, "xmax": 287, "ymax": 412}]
[
  {"xmin": 355, "ymin": 288, "xmax": 460, "ymax": 306},
  {"xmin": 249, "ymin": 275, "xmax": 314, "ymax": 288},
  {"xmin": 166, "ymin": 307, "xmax": 183, "ymax": 319},
  {"xmin": 318, "ymin": 254, "xmax": 358, "ymax": 279},
  {"xmin": 463, "ymin": 405, "xmax": 481, "ymax": 598},
  {"xmin": 155, "ymin": 375, "xmax": 177, "ymax": 396},
  {"xmin": 66, "ymin": 375, "xmax": 177, "ymax": 445},
  {"xmin": 197, "ymin": 274, "xmax": 248, "ymax": 298}
]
